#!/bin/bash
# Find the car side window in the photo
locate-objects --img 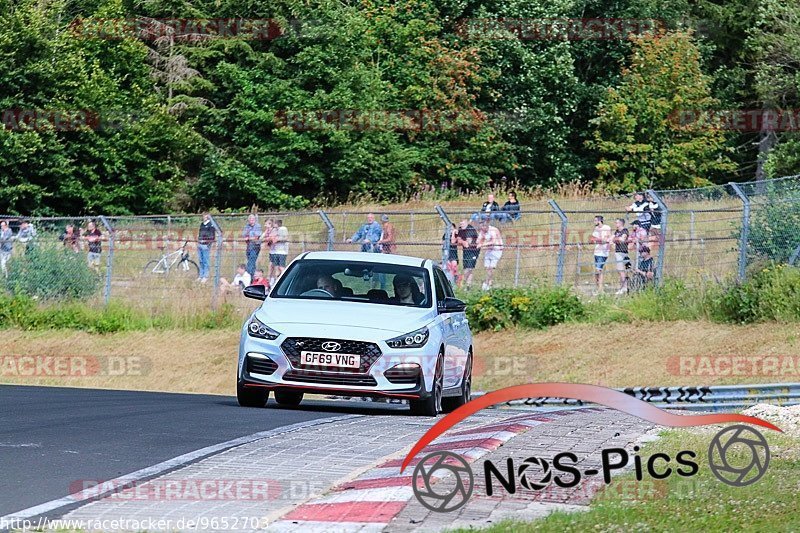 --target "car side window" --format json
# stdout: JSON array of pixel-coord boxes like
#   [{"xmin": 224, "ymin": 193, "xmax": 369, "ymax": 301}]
[
  {"xmin": 432, "ymin": 270, "xmax": 445, "ymax": 303},
  {"xmin": 438, "ymin": 268, "xmax": 455, "ymax": 298}
]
